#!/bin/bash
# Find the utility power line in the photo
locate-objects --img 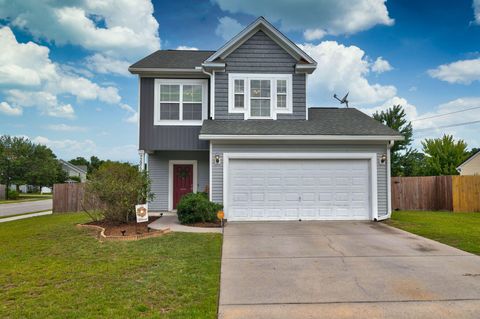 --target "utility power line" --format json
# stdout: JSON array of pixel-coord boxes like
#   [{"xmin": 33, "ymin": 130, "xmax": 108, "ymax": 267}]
[
  {"xmin": 414, "ymin": 119, "xmax": 480, "ymax": 133},
  {"xmin": 411, "ymin": 106, "xmax": 480, "ymax": 122}
]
